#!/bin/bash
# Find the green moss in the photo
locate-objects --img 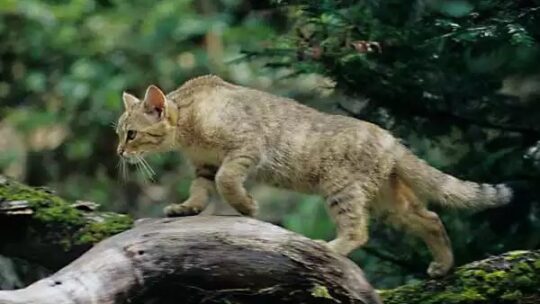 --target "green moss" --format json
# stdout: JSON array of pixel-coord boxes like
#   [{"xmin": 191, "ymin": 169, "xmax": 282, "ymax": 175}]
[
  {"xmin": 513, "ymin": 261, "xmax": 533, "ymax": 273},
  {"xmin": 0, "ymin": 178, "xmax": 82, "ymax": 226},
  {"xmin": 451, "ymin": 288, "xmax": 485, "ymax": 302},
  {"xmin": 483, "ymin": 270, "xmax": 506, "ymax": 283},
  {"xmin": 513, "ymin": 275, "xmax": 534, "ymax": 287},
  {"xmin": 505, "ymin": 250, "xmax": 529, "ymax": 260},
  {"xmin": 0, "ymin": 177, "xmax": 133, "ymax": 250},
  {"xmin": 378, "ymin": 284, "xmax": 418, "ymax": 299},
  {"xmin": 430, "ymin": 288, "xmax": 486, "ymax": 303},
  {"xmin": 311, "ymin": 285, "xmax": 334, "ymax": 300},
  {"xmin": 501, "ymin": 290, "xmax": 522, "ymax": 301},
  {"xmin": 382, "ymin": 250, "xmax": 540, "ymax": 304},
  {"xmin": 76, "ymin": 213, "xmax": 133, "ymax": 245}
]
